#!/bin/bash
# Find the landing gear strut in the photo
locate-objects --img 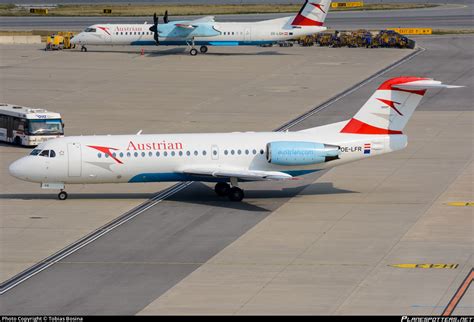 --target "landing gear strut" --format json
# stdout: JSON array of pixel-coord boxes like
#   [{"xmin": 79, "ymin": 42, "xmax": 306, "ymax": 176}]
[
  {"xmin": 58, "ymin": 190, "xmax": 68, "ymax": 200},
  {"xmin": 81, "ymin": 46, "xmax": 87, "ymax": 52},
  {"xmin": 187, "ymin": 38, "xmax": 198, "ymax": 56},
  {"xmin": 200, "ymin": 45, "xmax": 208, "ymax": 54}
]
